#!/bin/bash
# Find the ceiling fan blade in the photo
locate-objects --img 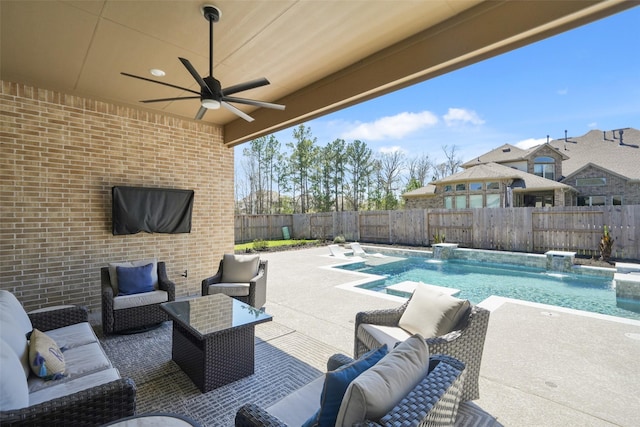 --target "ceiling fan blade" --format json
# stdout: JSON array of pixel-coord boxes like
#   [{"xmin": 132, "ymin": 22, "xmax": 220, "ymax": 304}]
[
  {"xmin": 179, "ymin": 57, "xmax": 212, "ymax": 94},
  {"xmin": 221, "ymin": 101, "xmax": 254, "ymax": 122},
  {"xmin": 222, "ymin": 78, "xmax": 270, "ymax": 96},
  {"xmin": 141, "ymin": 96, "xmax": 201, "ymax": 103},
  {"xmin": 195, "ymin": 106, "xmax": 208, "ymax": 120},
  {"xmin": 223, "ymin": 96, "xmax": 286, "ymax": 110},
  {"xmin": 121, "ymin": 72, "xmax": 200, "ymax": 95}
]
